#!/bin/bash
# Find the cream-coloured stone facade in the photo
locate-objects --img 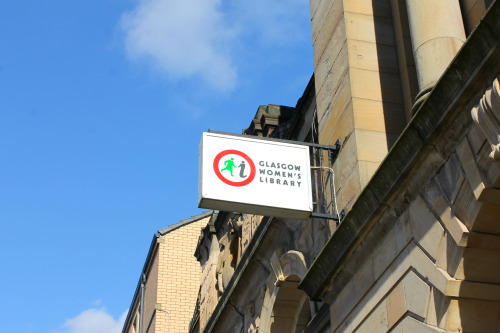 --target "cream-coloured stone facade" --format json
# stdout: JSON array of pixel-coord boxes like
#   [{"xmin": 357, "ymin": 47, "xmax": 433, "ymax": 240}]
[
  {"xmin": 312, "ymin": 0, "xmax": 408, "ymax": 213},
  {"xmin": 190, "ymin": 1, "xmax": 500, "ymax": 333},
  {"xmin": 122, "ymin": 211, "xmax": 211, "ymax": 333}
]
